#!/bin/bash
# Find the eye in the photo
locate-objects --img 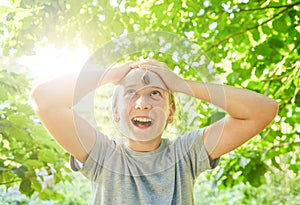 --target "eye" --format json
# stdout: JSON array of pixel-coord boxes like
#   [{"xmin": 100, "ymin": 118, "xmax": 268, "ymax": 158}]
[
  {"xmin": 150, "ymin": 90, "xmax": 162, "ymax": 97},
  {"xmin": 125, "ymin": 89, "xmax": 137, "ymax": 96}
]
